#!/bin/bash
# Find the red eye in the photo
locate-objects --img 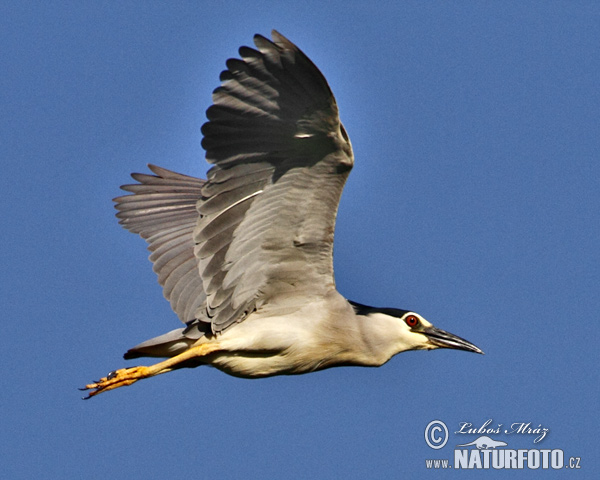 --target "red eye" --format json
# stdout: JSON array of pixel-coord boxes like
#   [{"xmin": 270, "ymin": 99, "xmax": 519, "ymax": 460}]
[{"xmin": 405, "ymin": 315, "xmax": 419, "ymax": 327}]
